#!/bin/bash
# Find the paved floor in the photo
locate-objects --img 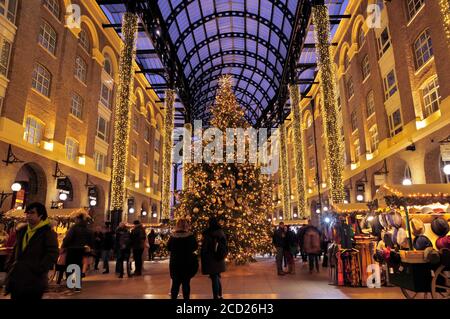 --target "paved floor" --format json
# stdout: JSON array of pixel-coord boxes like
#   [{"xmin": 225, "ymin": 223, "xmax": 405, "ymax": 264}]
[{"xmin": 2, "ymin": 257, "xmax": 405, "ymax": 299}]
